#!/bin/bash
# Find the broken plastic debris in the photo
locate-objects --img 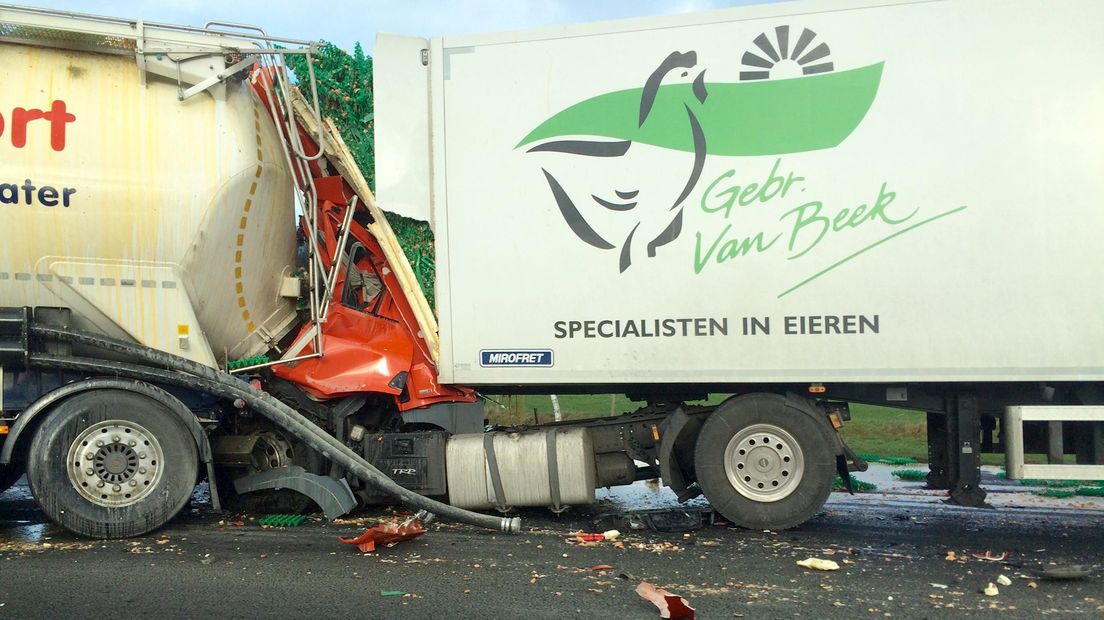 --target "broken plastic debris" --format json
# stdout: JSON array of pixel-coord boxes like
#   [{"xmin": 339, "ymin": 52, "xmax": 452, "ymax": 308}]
[
  {"xmin": 945, "ymin": 551, "xmax": 957, "ymax": 561},
  {"xmin": 797, "ymin": 558, "xmax": 840, "ymax": 571},
  {"xmin": 259, "ymin": 514, "xmax": 306, "ymax": 527},
  {"xmin": 983, "ymin": 583, "xmax": 998, "ymax": 596},
  {"xmin": 340, "ymin": 519, "xmax": 426, "ymax": 553},
  {"xmin": 591, "ymin": 565, "xmax": 615, "ymax": 571},
  {"xmin": 635, "ymin": 581, "xmax": 695, "ymax": 619},
  {"xmin": 996, "ymin": 575, "xmax": 1012, "ymax": 586},
  {"xmin": 380, "ymin": 590, "xmax": 405, "ymax": 597},
  {"xmin": 576, "ymin": 532, "xmax": 605, "ymax": 542},
  {"xmin": 971, "ymin": 551, "xmax": 1008, "ymax": 562},
  {"xmin": 603, "ymin": 529, "xmax": 621, "ymax": 541},
  {"xmin": 930, "ymin": 583, "xmax": 948, "ymax": 589}
]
